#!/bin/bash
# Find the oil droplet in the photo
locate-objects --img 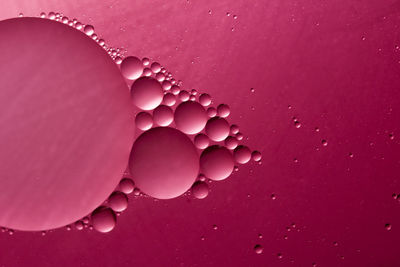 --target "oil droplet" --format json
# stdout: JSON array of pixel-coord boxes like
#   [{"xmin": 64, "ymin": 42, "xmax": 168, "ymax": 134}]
[
  {"xmin": 179, "ymin": 90, "xmax": 190, "ymax": 101},
  {"xmin": 153, "ymin": 105, "xmax": 173, "ymax": 126},
  {"xmin": 200, "ymin": 145, "xmax": 234, "ymax": 181},
  {"xmin": 251, "ymin": 151, "xmax": 262, "ymax": 162},
  {"xmin": 205, "ymin": 117, "xmax": 230, "ymax": 141},
  {"xmin": 207, "ymin": 107, "xmax": 217, "ymax": 118},
  {"xmin": 225, "ymin": 136, "xmax": 239, "ymax": 150},
  {"xmin": 174, "ymin": 101, "xmax": 208, "ymax": 134},
  {"xmin": 135, "ymin": 112, "xmax": 153, "ymax": 131},
  {"xmin": 151, "ymin": 62, "xmax": 161, "ymax": 73},
  {"xmin": 131, "ymin": 77, "xmax": 163, "ymax": 110},
  {"xmin": 120, "ymin": 56, "xmax": 143, "ymax": 80},
  {"xmin": 194, "ymin": 134, "xmax": 210, "ymax": 149},
  {"xmin": 250, "ymin": 88, "xmax": 255, "ymax": 93},
  {"xmin": 163, "ymin": 93, "xmax": 176, "ymax": 106},
  {"xmin": 119, "ymin": 178, "xmax": 135, "ymax": 194},
  {"xmin": 108, "ymin": 191, "xmax": 128, "ymax": 212},
  {"xmin": 129, "ymin": 127, "xmax": 199, "ymax": 199},
  {"xmin": 199, "ymin": 93, "xmax": 212, "ymax": 106},
  {"xmin": 234, "ymin": 145, "xmax": 252, "ymax": 164},
  {"xmin": 91, "ymin": 206, "xmax": 116, "ymax": 233},
  {"xmin": 83, "ymin": 25, "xmax": 95, "ymax": 36},
  {"xmin": 143, "ymin": 68, "xmax": 152, "ymax": 76},
  {"xmin": 230, "ymin": 125, "xmax": 239, "ymax": 135},
  {"xmin": 75, "ymin": 221, "xmax": 84, "ymax": 230},
  {"xmin": 191, "ymin": 181, "xmax": 209, "ymax": 199},
  {"xmin": 217, "ymin": 104, "xmax": 230, "ymax": 118},
  {"xmin": 142, "ymin": 57, "xmax": 150, "ymax": 66},
  {"xmin": 254, "ymin": 244, "xmax": 263, "ymax": 254}
]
